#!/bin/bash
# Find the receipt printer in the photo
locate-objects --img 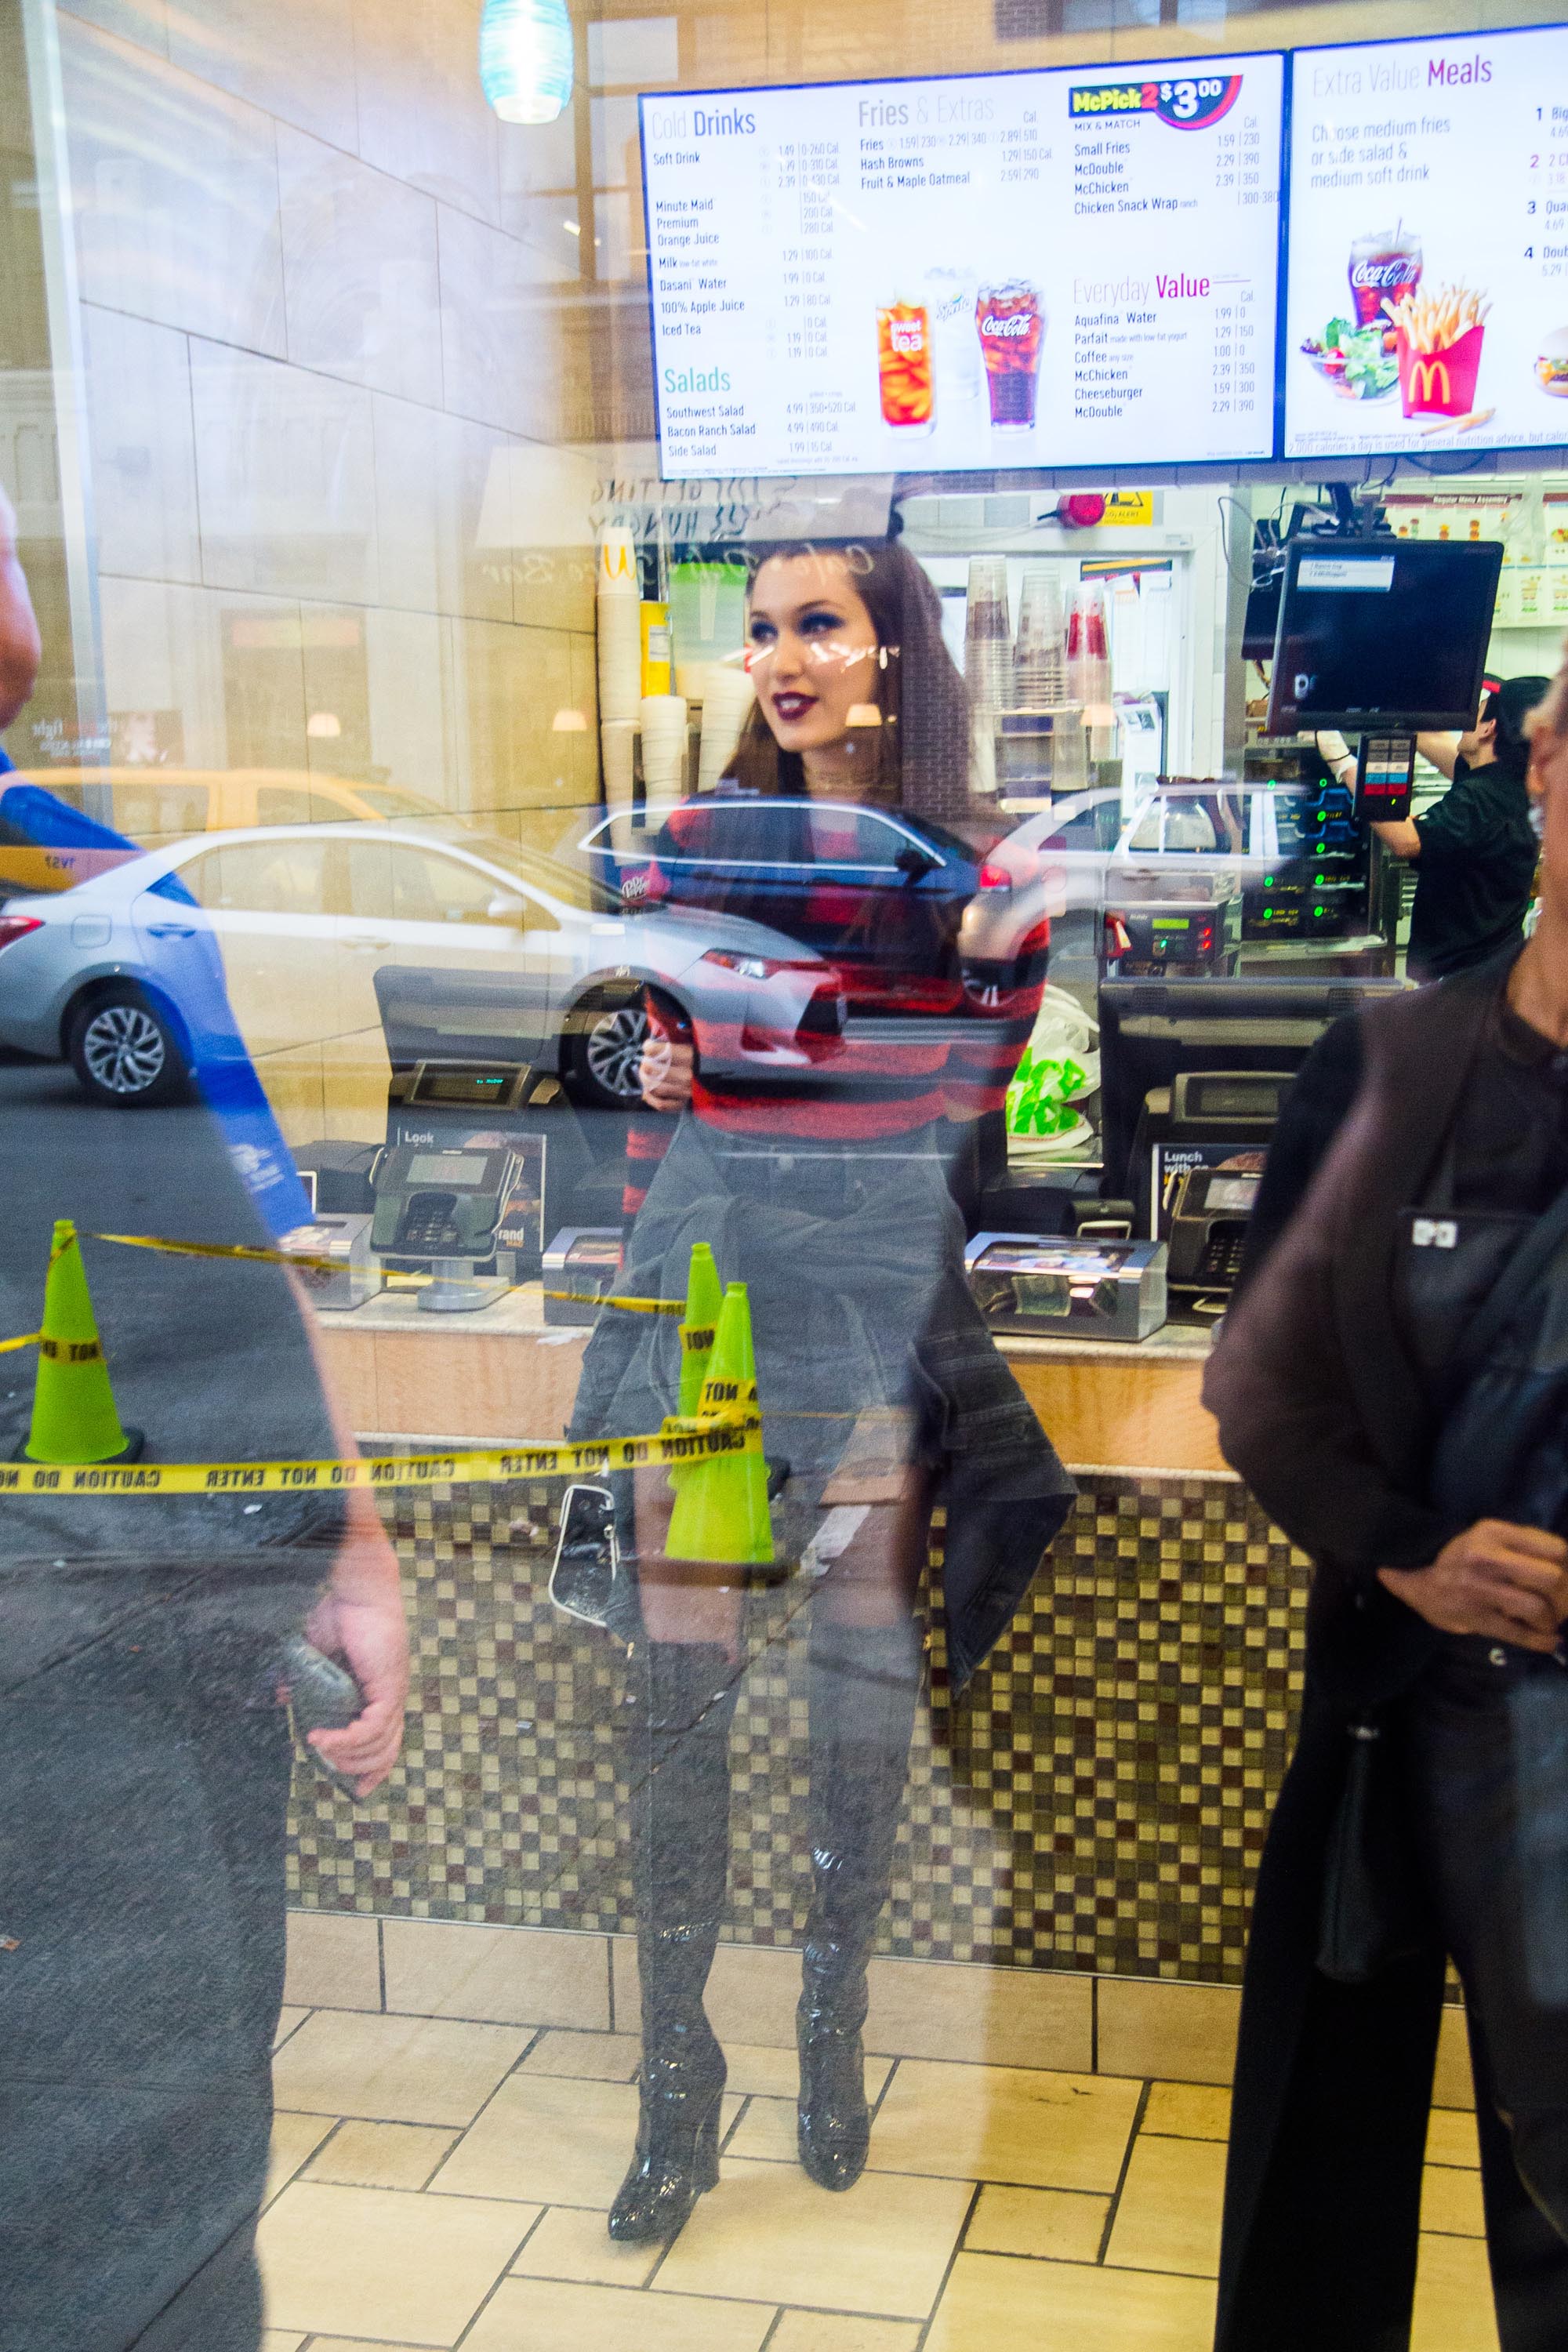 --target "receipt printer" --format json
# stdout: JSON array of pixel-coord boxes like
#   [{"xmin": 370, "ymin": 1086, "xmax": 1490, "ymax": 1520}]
[
  {"xmin": 370, "ymin": 1142, "xmax": 521, "ymax": 1265},
  {"xmin": 964, "ymin": 1232, "xmax": 1167, "ymax": 1343},
  {"xmin": 276, "ymin": 1213, "xmax": 380, "ymax": 1310},
  {"xmin": 543, "ymin": 1229, "xmax": 623, "ymax": 1326}
]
